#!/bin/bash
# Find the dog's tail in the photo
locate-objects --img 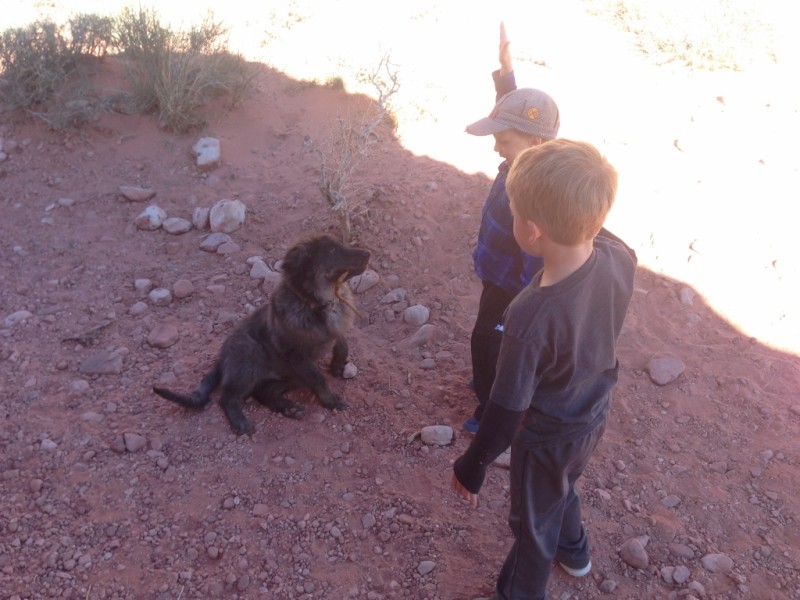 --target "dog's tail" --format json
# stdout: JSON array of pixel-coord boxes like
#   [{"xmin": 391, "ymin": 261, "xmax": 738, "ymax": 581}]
[{"xmin": 153, "ymin": 363, "xmax": 220, "ymax": 409}]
